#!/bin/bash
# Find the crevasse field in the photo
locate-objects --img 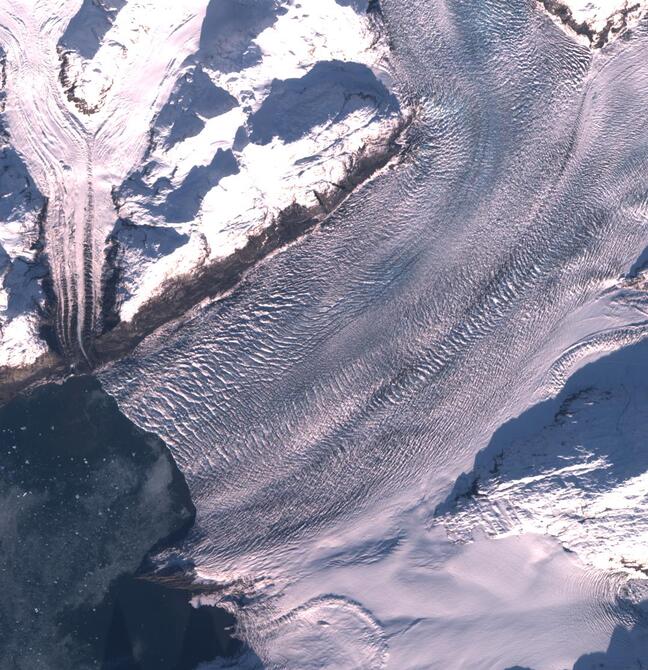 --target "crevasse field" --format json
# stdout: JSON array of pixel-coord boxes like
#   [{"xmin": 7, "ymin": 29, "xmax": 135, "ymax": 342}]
[{"xmin": 3, "ymin": 0, "xmax": 648, "ymax": 668}]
